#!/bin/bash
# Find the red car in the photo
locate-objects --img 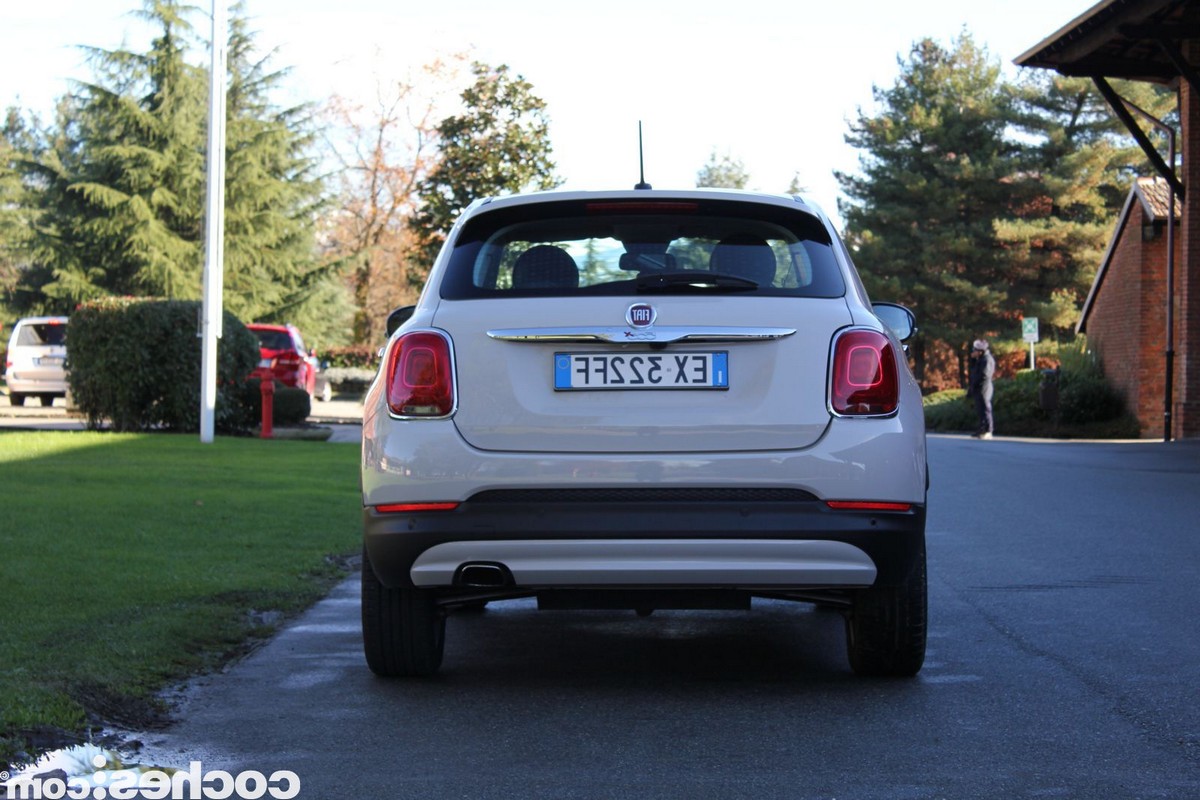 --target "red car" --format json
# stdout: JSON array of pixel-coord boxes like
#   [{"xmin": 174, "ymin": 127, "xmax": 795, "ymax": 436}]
[{"xmin": 247, "ymin": 323, "xmax": 319, "ymax": 398}]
